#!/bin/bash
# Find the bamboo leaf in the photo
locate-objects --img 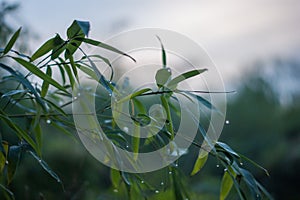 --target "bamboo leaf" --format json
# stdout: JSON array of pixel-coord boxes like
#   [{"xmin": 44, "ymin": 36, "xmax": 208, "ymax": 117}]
[
  {"xmin": 0, "ymin": 111, "xmax": 38, "ymax": 153},
  {"xmin": 67, "ymin": 20, "xmax": 89, "ymax": 39},
  {"xmin": 110, "ymin": 169, "xmax": 121, "ymax": 188},
  {"xmin": 29, "ymin": 151, "xmax": 62, "ymax": 184},
  {"xmin": 1, "ymin": 89, "xmax": 28, "ymax": 98},
  {"xmin": 31, "ymin": 37, "xmax": 55, "ymax": 61},
  {"xmin": 77, "ymin": 38, "xmax": 136, "ymax": 62},
  {"xmin": 216, "ymin": 142, "xmax": 240, "ymax": 158},
  {"xmin": 3, "ymin": 27, "xmax": 22, "ymax": 54},
  {"xmin": 167, "ymin": 69, "xmax": 207, "ymax": 90},
  {"xmin": 0, "ymin": 184, "xmax": 15, "ymax": 200},
  {"xmin": 13, "ymin": 57, "xmax": 68, "ymax": 93},
  {"xmin": 190, "ymin": 150, "xmax": 208, "ymax": 176},
  {"xmin": 155, "ymin": 68, "xmax": 171, "ymax": 87},
  {"xmin": 132, "ymin": 124, "xmax": 140, "ymax": 160},
  {"xmin": 118, "ymin": 88, "xmax": 152, "ymax": 104},
  {"xmin": 41, "ymin": 66, "xmax": 52, "ymax": 97},
  {"xmin": 220, "ymin": 167, "xmax": 236, "ymax": 200},
  {"xmin": 7, "ymin": 146, "xmax": 21, "ymax": 184},
  {"xmin": 51, "ymin": 34, "xmax": 66, "ymax": 60},
  {"xmin": 156, "ymin": 36, "xmax": 166, "ymax": 68}
]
